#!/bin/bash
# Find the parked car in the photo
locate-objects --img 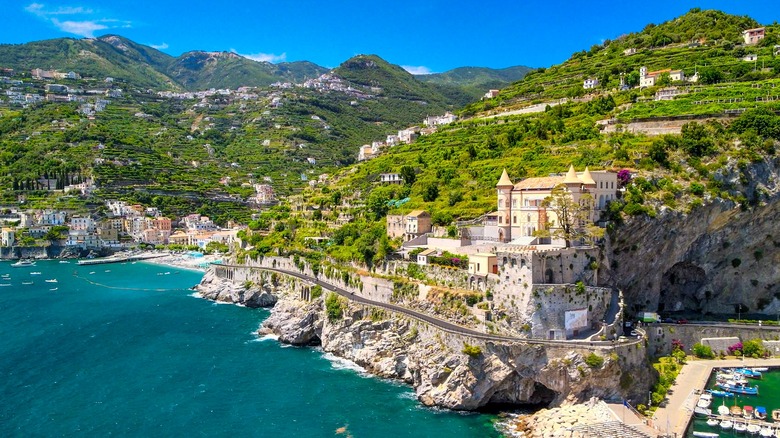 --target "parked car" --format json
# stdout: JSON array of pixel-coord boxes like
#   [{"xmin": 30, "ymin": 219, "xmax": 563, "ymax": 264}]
[
  {"xmin": 676, "ymin": 318, "xmax": 689, "ymax": 324},
  {"xmin": 661, "ymin": 317, "xmax": 675, "ymax": 323}
]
